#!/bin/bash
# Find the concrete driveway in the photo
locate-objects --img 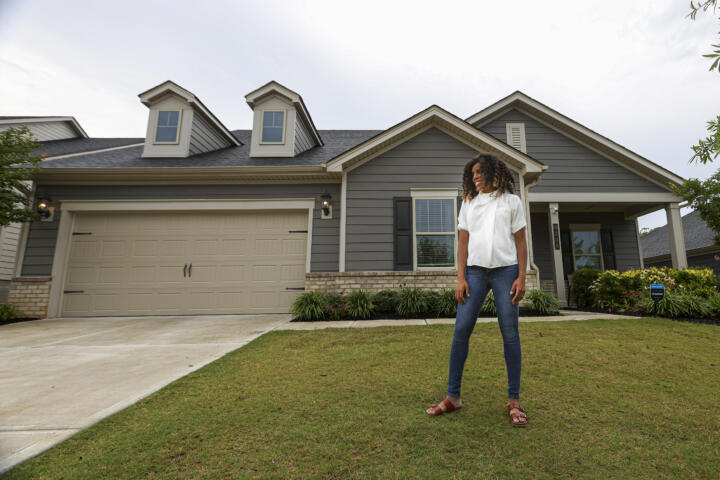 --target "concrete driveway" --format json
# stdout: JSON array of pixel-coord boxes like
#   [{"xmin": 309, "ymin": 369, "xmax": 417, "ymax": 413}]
[{"xmin": 0, "ymin": 314, "xmax": 291, "ymax": 474}]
